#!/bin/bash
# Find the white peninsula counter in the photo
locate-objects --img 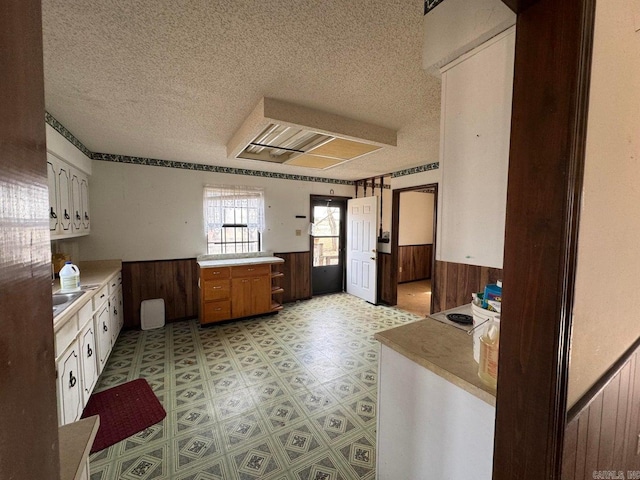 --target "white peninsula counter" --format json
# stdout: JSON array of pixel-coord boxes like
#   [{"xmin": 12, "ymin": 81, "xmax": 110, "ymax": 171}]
[{"xmin": 375, "ymin": 314, "xmax": 496, "ymax": 480}]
